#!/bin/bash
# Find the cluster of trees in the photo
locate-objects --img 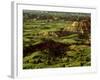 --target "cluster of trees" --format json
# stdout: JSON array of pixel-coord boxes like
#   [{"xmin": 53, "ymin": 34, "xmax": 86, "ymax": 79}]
[{"xmin": 23, "ymin": 10, "xmax": 90, "ymax": 22}]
